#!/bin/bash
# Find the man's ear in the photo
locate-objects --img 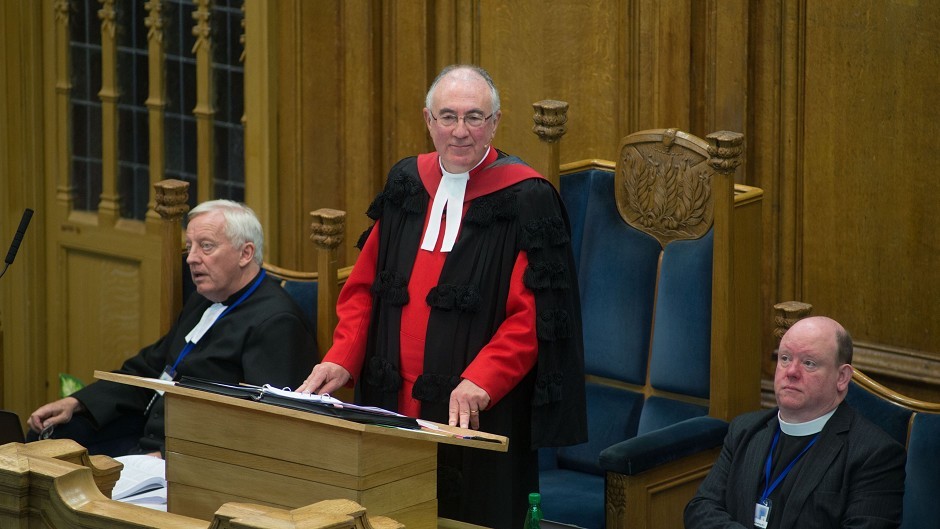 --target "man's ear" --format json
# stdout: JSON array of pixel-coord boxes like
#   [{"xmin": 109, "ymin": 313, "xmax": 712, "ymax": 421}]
[
  {"xmin": 423, "ymin": 108, "xmax": 433, "ymax": 129},
  {"xmin": 837, "ymin": 363, "xmax": 854, "ymax": 392},
  {"xmin": 239, "ymin": 242, "xmax": 256, "ymax": 267}
]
